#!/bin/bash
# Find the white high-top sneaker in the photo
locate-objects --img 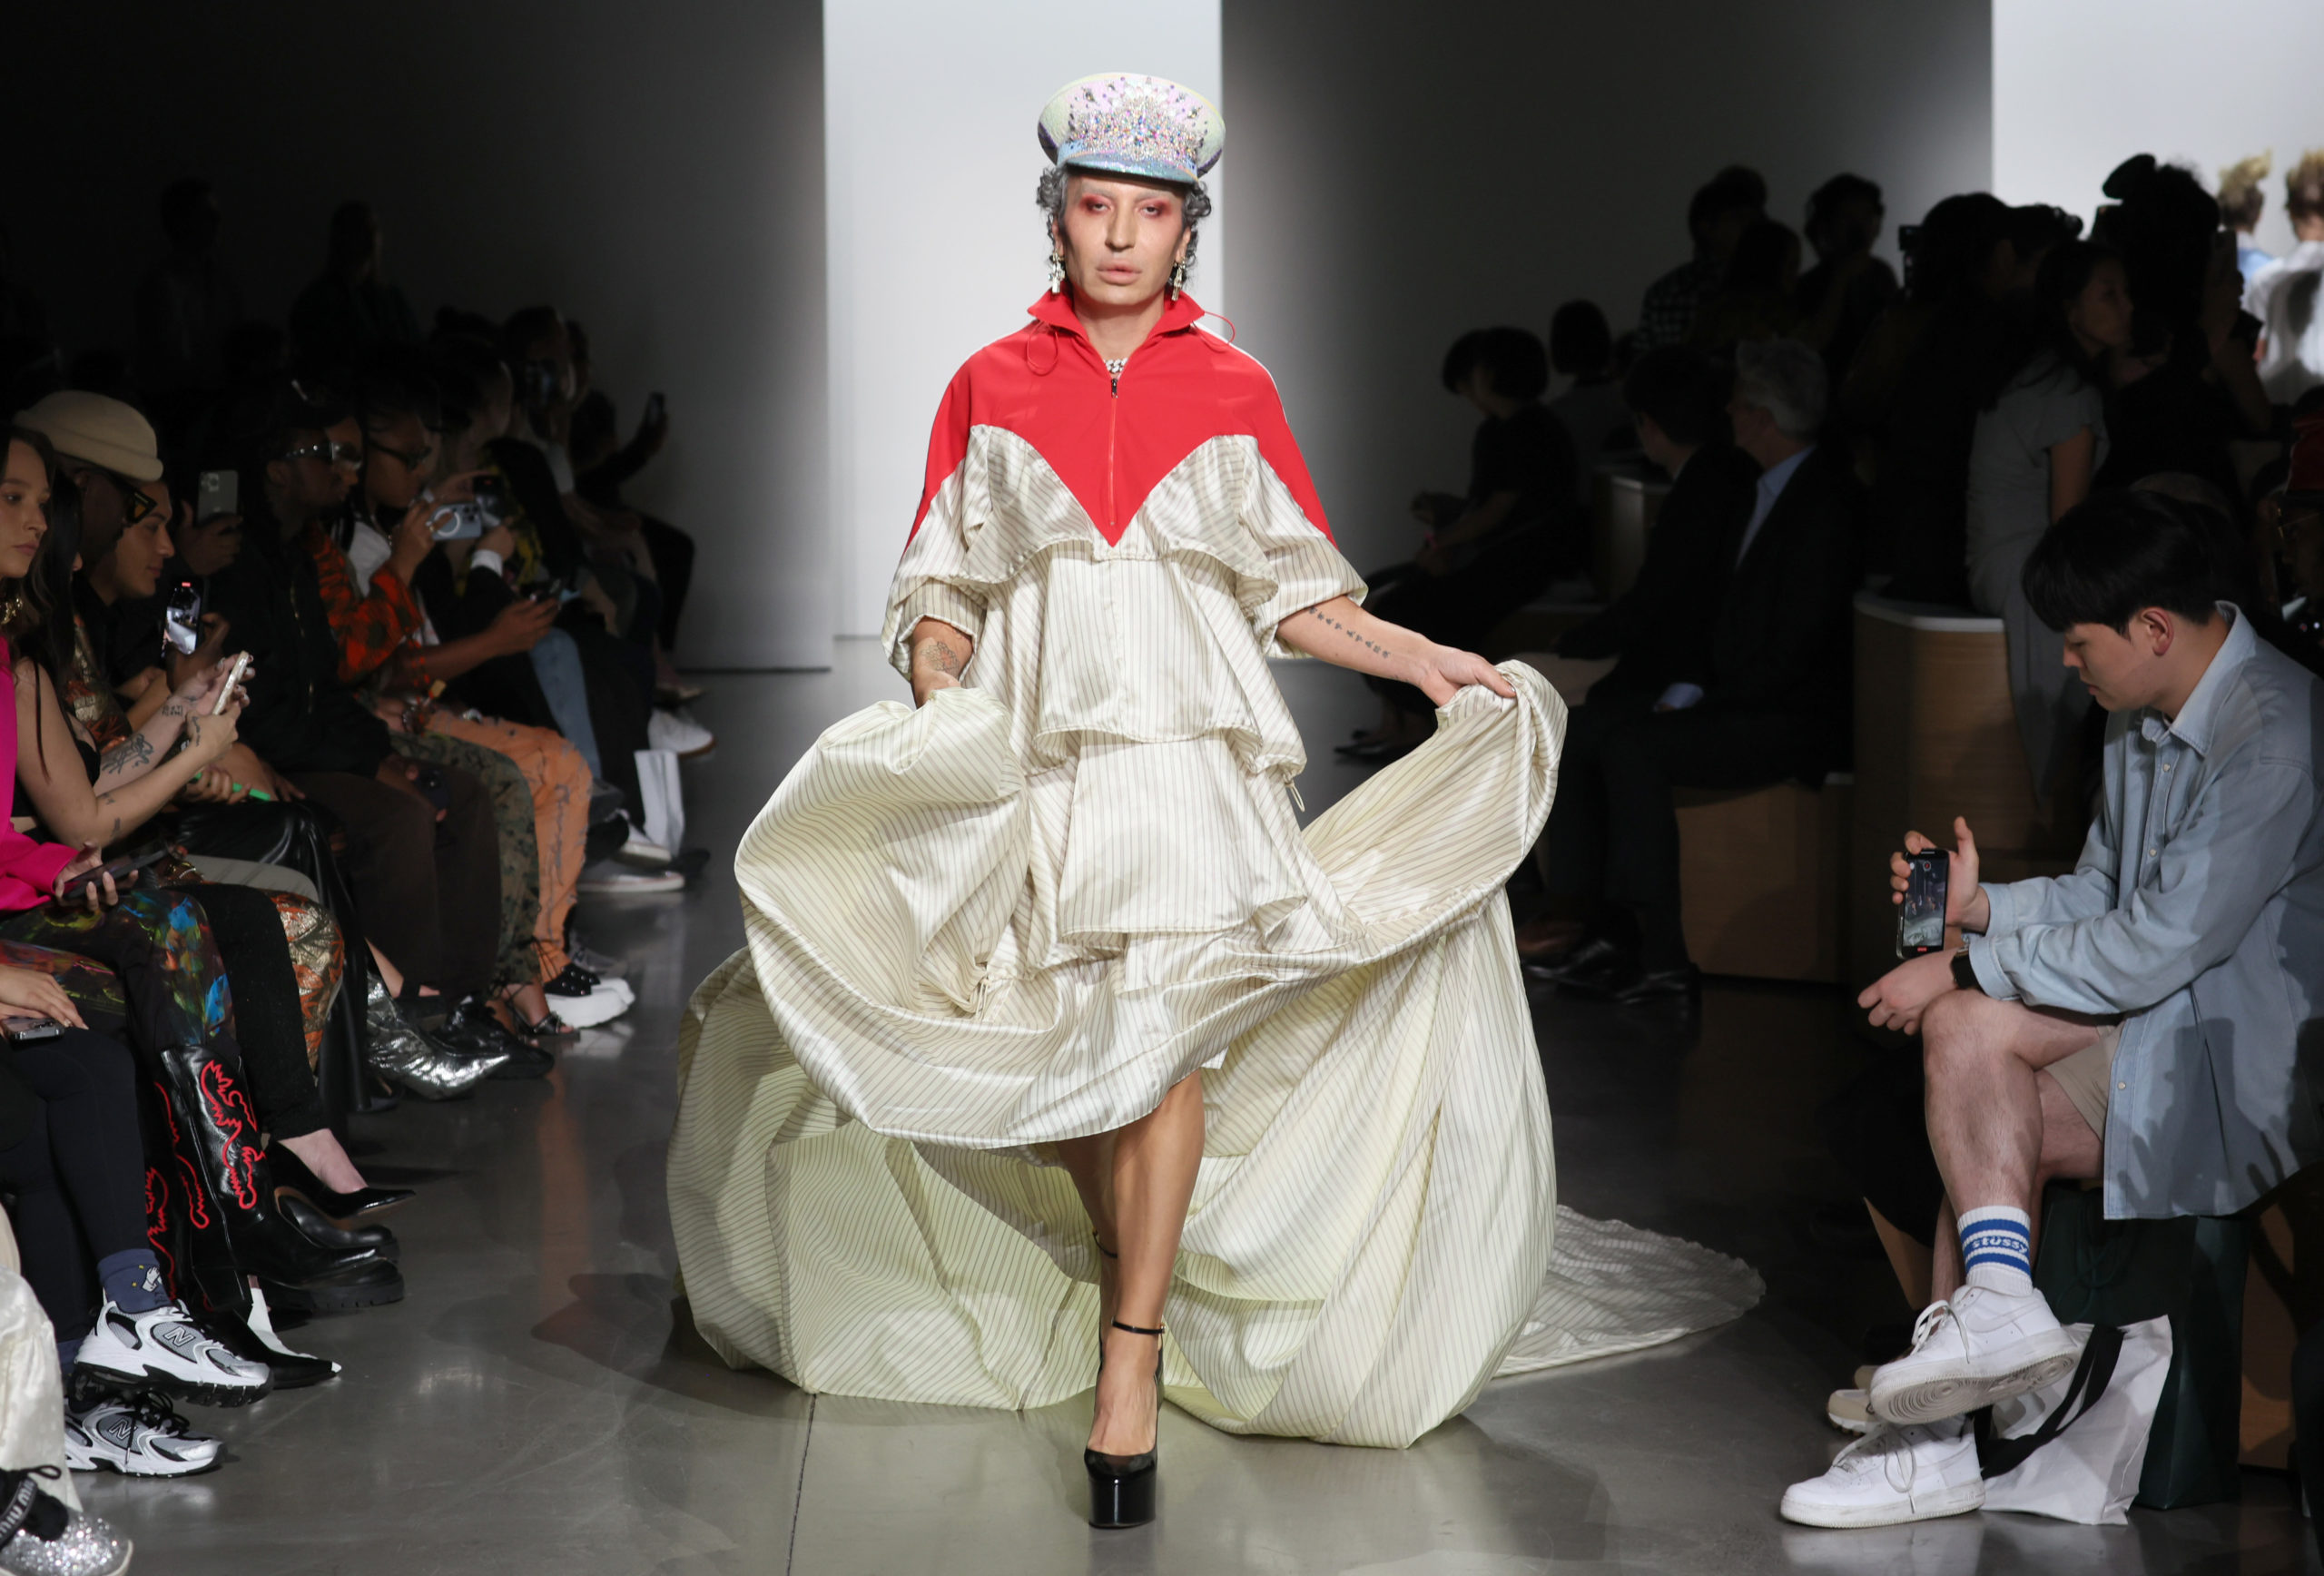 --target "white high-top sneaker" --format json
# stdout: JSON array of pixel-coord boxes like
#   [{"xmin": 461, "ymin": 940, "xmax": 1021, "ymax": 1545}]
[
  {"xmin": 1868, "ymin": 1285, "xmax": 2080, "ymax": 1425},
  {"xmin": 1780, "ymin": 1415, "xmax": 1985, "ymax": 1528},
  {"xmin": 73, "ymin": 1295, "xmax": 271, "ymax": 1407}
]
